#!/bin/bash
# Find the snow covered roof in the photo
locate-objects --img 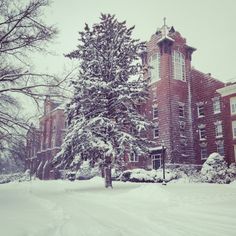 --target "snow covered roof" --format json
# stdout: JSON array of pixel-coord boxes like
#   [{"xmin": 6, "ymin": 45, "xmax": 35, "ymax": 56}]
[
  {"xmin": 149, "ymin": 146, "xmax": 166, "ymax": 152},
  {"xmin": 217, "ymin": 83, "xmax": 236, "ymax": 97}
]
